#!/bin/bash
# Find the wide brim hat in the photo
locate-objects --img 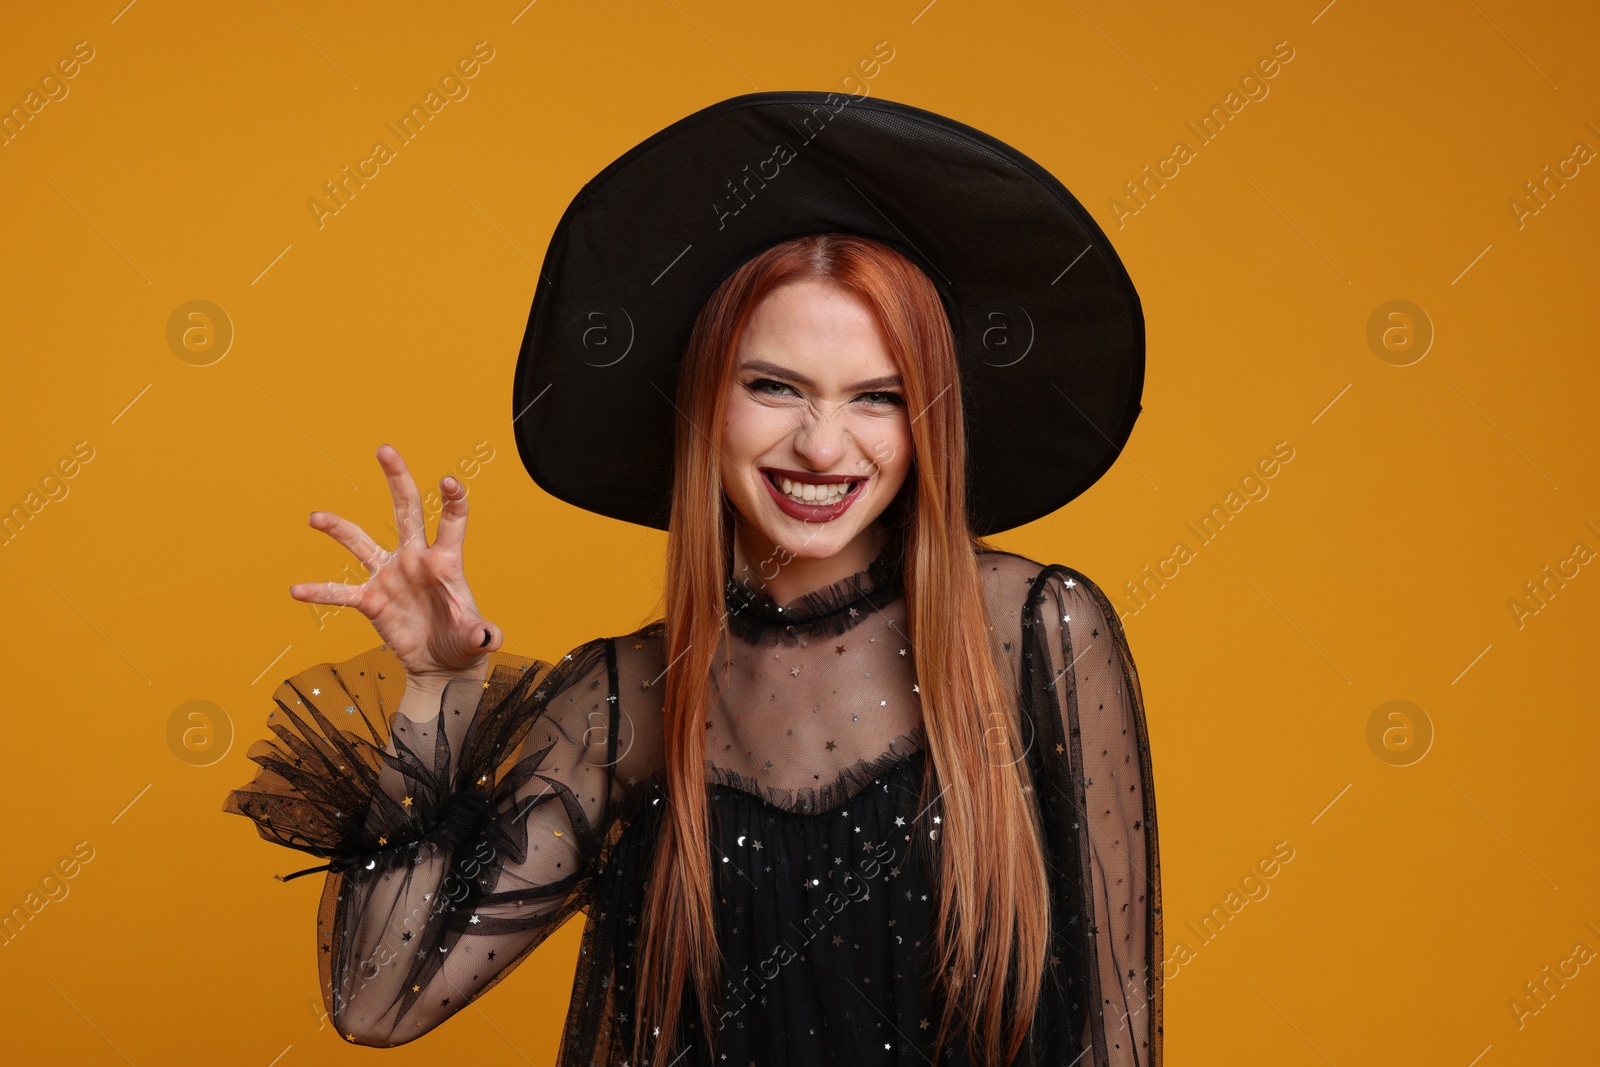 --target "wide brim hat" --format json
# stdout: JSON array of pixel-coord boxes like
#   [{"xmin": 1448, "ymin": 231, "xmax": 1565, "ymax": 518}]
[{"xmin": 512, "ymin": 90, "xmax": 1143, "ymax": 536}]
